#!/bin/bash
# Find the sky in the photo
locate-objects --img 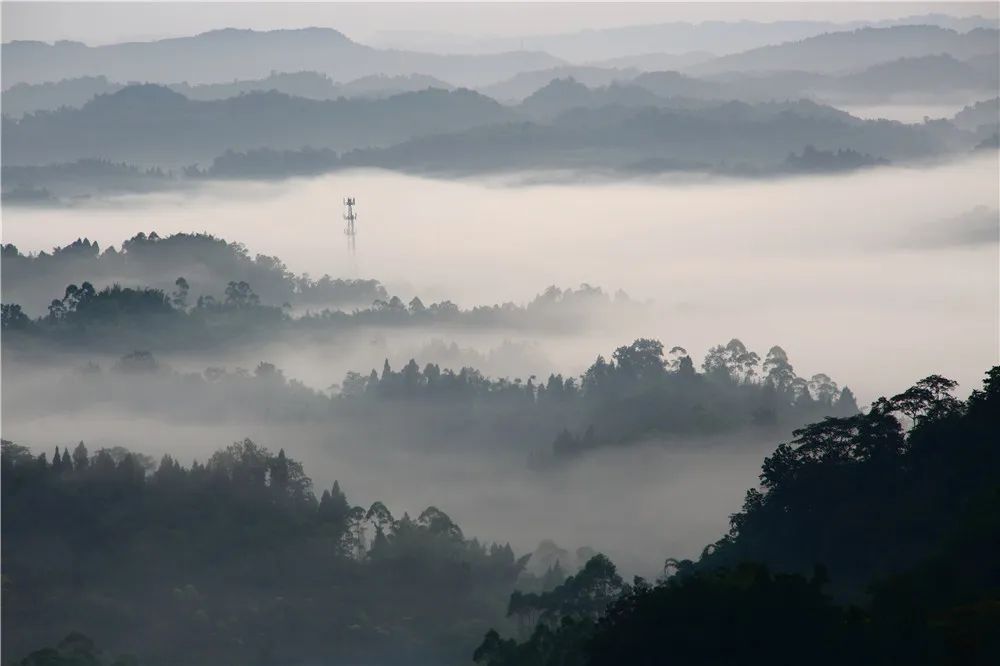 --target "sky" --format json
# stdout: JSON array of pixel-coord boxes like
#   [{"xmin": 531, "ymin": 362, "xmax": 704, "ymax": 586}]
[{"xmin": 2, "ymin": 1, "xmax": 996, "ymax": 45}]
